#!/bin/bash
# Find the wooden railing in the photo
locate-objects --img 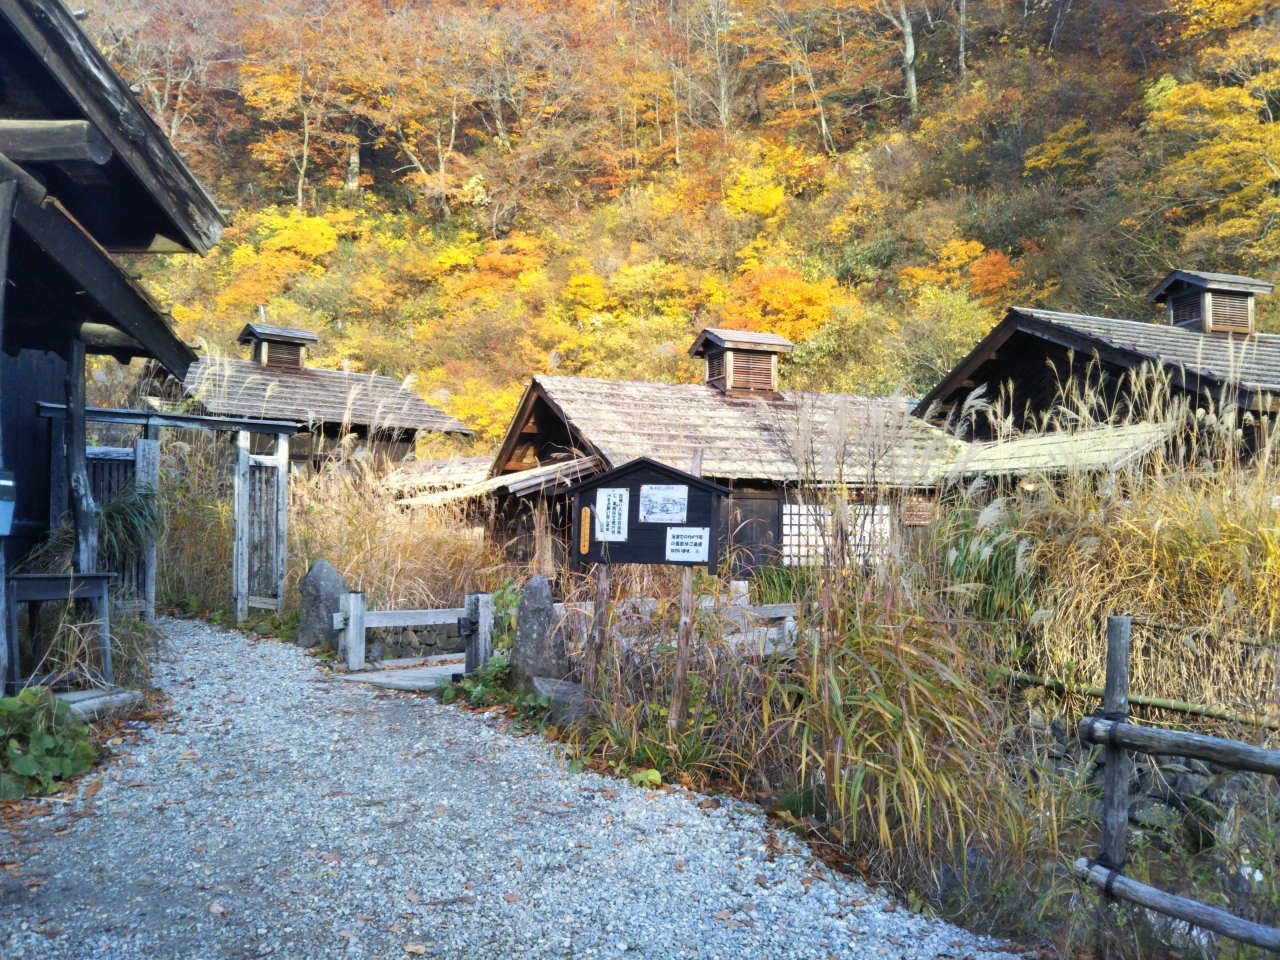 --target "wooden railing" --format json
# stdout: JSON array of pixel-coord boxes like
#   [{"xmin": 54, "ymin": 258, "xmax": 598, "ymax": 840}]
[
  {"xmin": 332, "ymin": 592, "xmax": 493, "ymax": 676},
  {"xmin": 1074, "ymin": 615, "xmax": 1280, "ymax": 953}
]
